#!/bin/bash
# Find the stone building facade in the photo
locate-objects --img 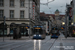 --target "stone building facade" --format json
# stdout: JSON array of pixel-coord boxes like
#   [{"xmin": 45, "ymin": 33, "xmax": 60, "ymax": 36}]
[{"xmin": 0, "ymin": 0, "xmax": 40, "ymax": 36}]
